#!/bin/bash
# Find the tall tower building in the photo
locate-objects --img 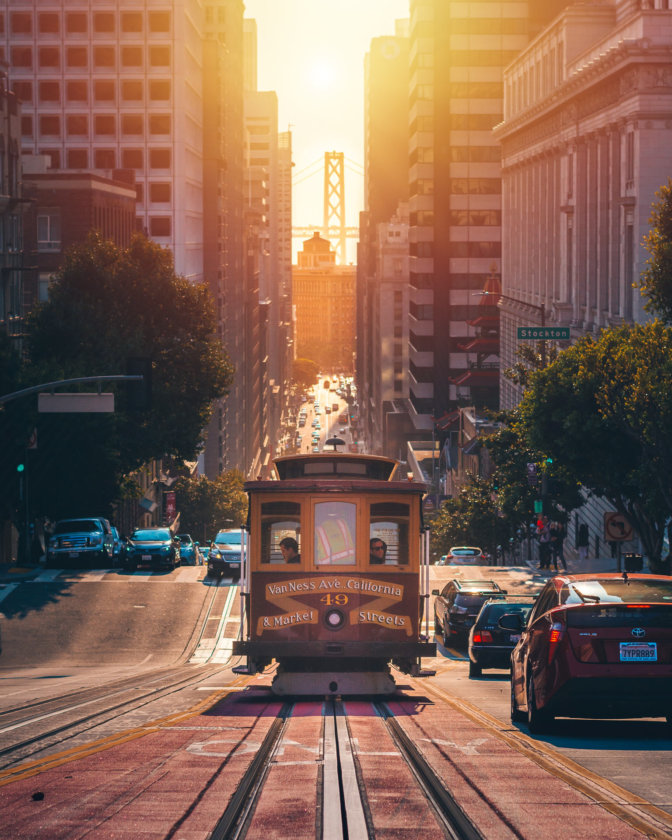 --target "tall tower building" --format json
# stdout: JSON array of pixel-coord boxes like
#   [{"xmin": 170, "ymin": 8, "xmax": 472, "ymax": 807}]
[{"xmin": 2, "ymin": 1, "xmax": 205, "ymax": 281}]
